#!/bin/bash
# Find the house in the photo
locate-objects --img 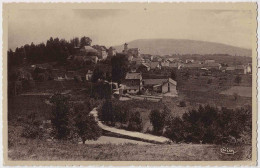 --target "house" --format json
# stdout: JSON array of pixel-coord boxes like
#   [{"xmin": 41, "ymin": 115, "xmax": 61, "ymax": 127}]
[
  {"xmin": 205, "ymin": 60, "xmax": 215, "ymax": 64},
  {"xmin": 204, "ymin": 63, "xmax": 221, "ymax": 70},
  {"xmin": 150, "ymin": 62, "xmax": 161, "ymax": 70},
  {"xmin": 79, "ymin": 46, "xmax": 98, "ymax": 55},
  {"xmin": 245, "ymin": 63, "xmax": 252, "ymax": 74},
  {"xmin": 132, "ymin": 57, "xmax": 145, "ymax": 65},
  {"xmin": 86, "ymin": 70, "xmax": 93, "ymax": 81},
  {"xmin": 235, "ymin": 65, "xmax": 245, "ymax": 74},
  {"xmin": 161, "ymin": 61, "xmax": 170, "ymax": 67},
  {"xmin": 225, "ymin": 66, "xmax": 236, "ymax": 73},
  {"xmin": 73, "ymin": 55, "xmax": 98, "ymax": 64},
  {"xmin": 185, "ymin": 59, "xmax": 194, "ymax": 63},
  {"xmin": 138, "ymin": 63, "xmax": 150, "ymax": 72},
  {"xmin": 169, "ymin": 62, "xmax": 183, "ymax": 70},
  {"xmin": 122, "ymin": 72, "xmax": 142, "ymax": 94},
  {"xmin": 183, "ymin": 63, "xmax": 203, "ymax": 69},
  {"xmin": 143, "ymin": 78, "xmax": 177, "ymax": 96},
  {"xmin": 123, "ymin": 43, "xmax": 140, "ymax": 57}
]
